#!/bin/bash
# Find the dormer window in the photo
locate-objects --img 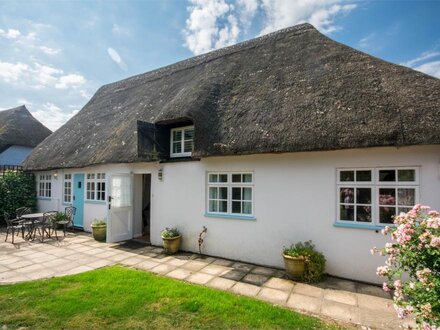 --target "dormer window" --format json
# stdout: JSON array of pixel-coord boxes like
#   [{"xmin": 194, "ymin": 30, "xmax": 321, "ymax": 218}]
[{"xmin": 170, "ymin": 126, "xmax": 194, "ymax": 158}]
